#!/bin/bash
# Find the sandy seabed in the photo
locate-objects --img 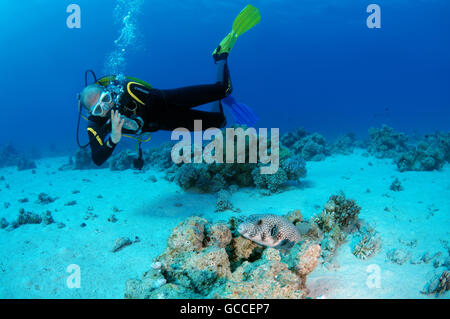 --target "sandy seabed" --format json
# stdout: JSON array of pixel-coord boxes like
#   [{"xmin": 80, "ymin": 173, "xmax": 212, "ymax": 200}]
[{"xmin": 0, "ymin": 149, "xmax": 448, "ymax": 299}]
